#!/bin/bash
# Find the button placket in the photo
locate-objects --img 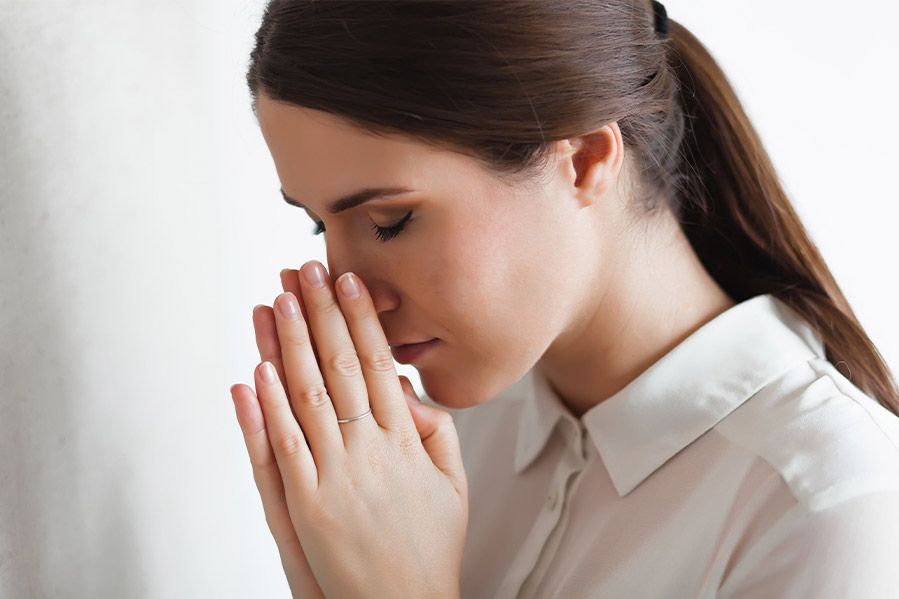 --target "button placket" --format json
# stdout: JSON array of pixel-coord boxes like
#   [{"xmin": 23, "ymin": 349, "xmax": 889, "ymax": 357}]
[
  {"xmin": 544, "ymin": 420, "xmax": 583, "ymax": 512},
  {"xmin": 520, "ymin": 447, "xmax": 589, "ymax": 599},
  {"xmin": 496, "ymin": 420, "xmax": 588, "ymax": 599},
  {"xmin": 546, "ymin": 489, "xmax": 558, "ymax": 510},
  {"xmin": 569, "ymin": 418, "xmax": 588, "ymax": 466}
]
